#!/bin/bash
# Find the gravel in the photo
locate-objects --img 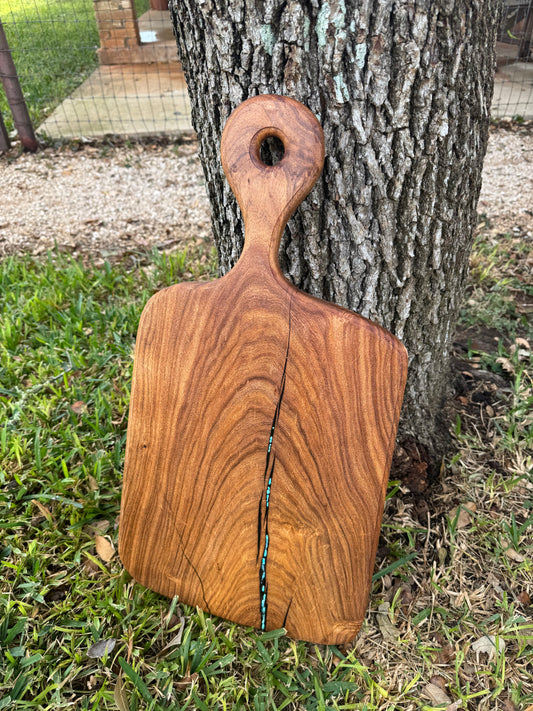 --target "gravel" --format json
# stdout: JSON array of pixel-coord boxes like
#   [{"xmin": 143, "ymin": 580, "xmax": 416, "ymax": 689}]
[
  {"xmin": 0, "ymin": 141, "xmax": 212, "ymax": 260},
  {"xmin": 477, "ymin": 126, "xmax": 533, "ymax": 238},
  {"xmin": 1, "ymin": 127, "xmax": 531, "ymax": 260}
]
